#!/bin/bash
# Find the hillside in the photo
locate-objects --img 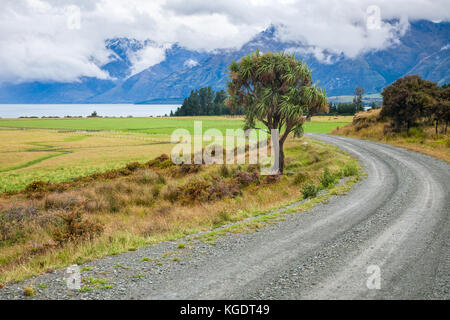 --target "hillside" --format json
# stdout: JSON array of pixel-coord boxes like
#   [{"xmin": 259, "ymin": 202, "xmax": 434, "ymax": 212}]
[{"xmin": 332, "ymin": 109, "xmax": 450, "ymax": 162}]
